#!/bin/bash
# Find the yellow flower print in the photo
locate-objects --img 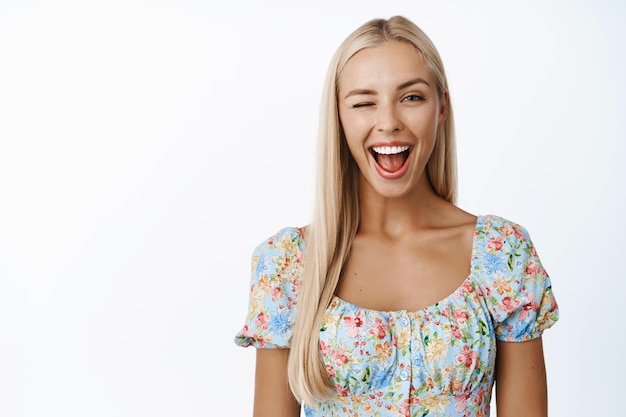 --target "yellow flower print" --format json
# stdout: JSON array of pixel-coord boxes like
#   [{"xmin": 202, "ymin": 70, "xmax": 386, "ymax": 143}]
[
  {"xmin": 425, "ymin": 338, "xmax": 448, "ymax": 363},
  {"xmin": 375, "ymin": 341, "xmax": 393, "ymax": 362},
  {"xmin": 441, "ymin": 364, "xmax": 455, "ymax": 379},
  {"xmin": 396, "ymin": 326, "xmax": 410, "ymax": 349},
  {"xmin": 421, "ymin": 393, "xmax": 451, "ymax": 413},
  {"xmin": 256, "ymin": 273, "xmax": 272, "ymax": 293},
  {"xmin": 251, "ymin": 255, "xmax": 260, "ymax": 272},
  {"xmin": 493, "ymin": 277, "xmax": 512, "ymax": 295},
  {"xmin": 322, "ymin": 311, "xmax": 342, "ymax": 333},
  {"xmin": 248, "ymin": 297, "xmax": 262, "ymax": 321},
  {"xmin": 248, "ymin": 281, "xmax": 269, "ymax": 320},
  {"xmin": 449, "ymin": 375, "xmax": 462, "ymax": 392},
  {"xmin": 279, "ymin": 234, "xmax": 295, "ymax": 253}
]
